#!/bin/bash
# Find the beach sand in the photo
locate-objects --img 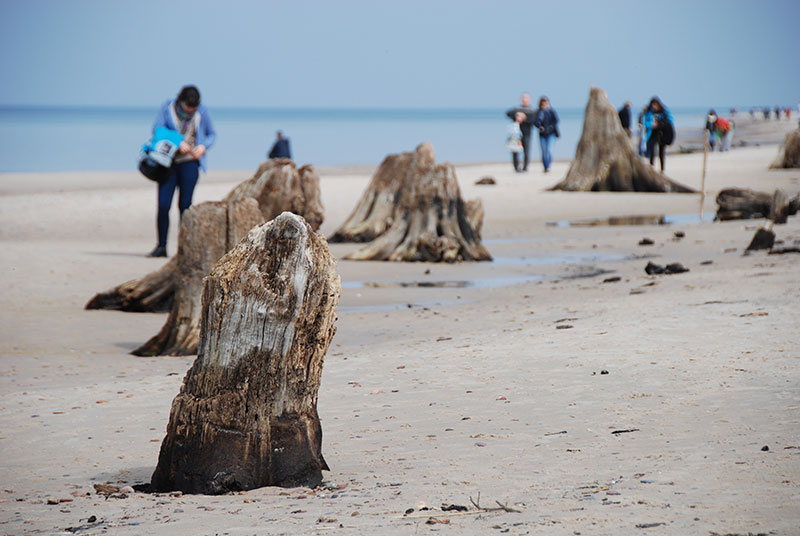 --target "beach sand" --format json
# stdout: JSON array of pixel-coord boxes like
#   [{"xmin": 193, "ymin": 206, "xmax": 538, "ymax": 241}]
[{"xmin": 1, "ymin": 119, "xmax": 799, "ymax": 535}]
